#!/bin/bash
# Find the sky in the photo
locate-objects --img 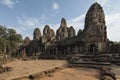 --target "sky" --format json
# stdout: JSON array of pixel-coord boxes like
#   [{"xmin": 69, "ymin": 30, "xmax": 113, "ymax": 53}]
[{"xmin": 0, "ymin": 0, "xmax": 120, "ymax": 41}]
